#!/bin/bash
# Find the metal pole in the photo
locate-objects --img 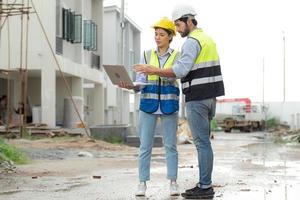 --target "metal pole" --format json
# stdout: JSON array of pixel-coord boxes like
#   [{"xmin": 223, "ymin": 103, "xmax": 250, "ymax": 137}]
[
  {"xmin": 0, "ymin": 0, "xmax": 2, "ymax": 49},
  {"xmin": 262, "ymin": 57, "xmax": 265, "ymax": 116},
  {"xmin": 119, "ymin": 0, "xmax": 125, "ymax": 124},
  {"xmin": 120, "ymin": 0, "xmax": 125, "ymax": 65},
  {"xmin": 283, "ymin": 31, "xmax": 286, "ymax": 102}
]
